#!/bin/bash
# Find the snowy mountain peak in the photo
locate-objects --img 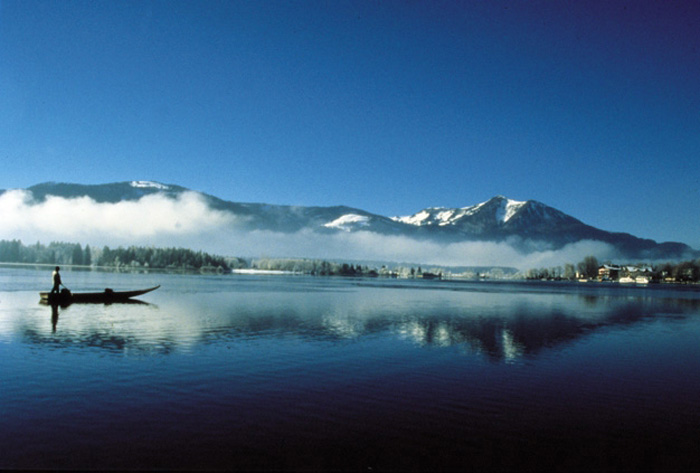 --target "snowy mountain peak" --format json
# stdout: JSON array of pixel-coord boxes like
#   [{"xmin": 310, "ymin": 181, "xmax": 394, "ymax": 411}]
[
  {"xmin": 474, "ymin": 196, "xmax": 527, "ymax": 223},
  {"xmin": 393, "ymin": 196, "xmax": 528, "ymax": 227}
]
